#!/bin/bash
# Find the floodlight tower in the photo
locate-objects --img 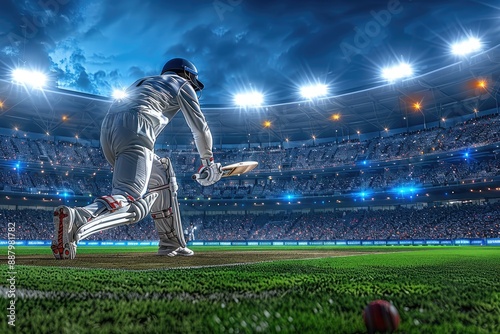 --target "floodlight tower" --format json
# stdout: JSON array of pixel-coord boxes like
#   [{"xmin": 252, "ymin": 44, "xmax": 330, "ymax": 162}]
[
  {"xmin": 12, "ymin": 69, "xmax": 47, "ymax": 88},
  {"xmin": 299, "ymin": 84, "xmax": 328, "ymax": 99},
  {"xmin": 234, "ymin": 92, "xmax": 264, "ymax": 107},
  {"xmin": 112, "ymin": 89, "xmax": 128, "ymax": 100},
  {"xmin": 381, "ymin": 63, "xmax": 413, "ymax": 82},
  {"xmin": 451, "ymin": 37, "xmax": 481, "ymax": 56},
  {"xmin": 413, "ymin": 102, "xmax": 426, "ymax": 130}
]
